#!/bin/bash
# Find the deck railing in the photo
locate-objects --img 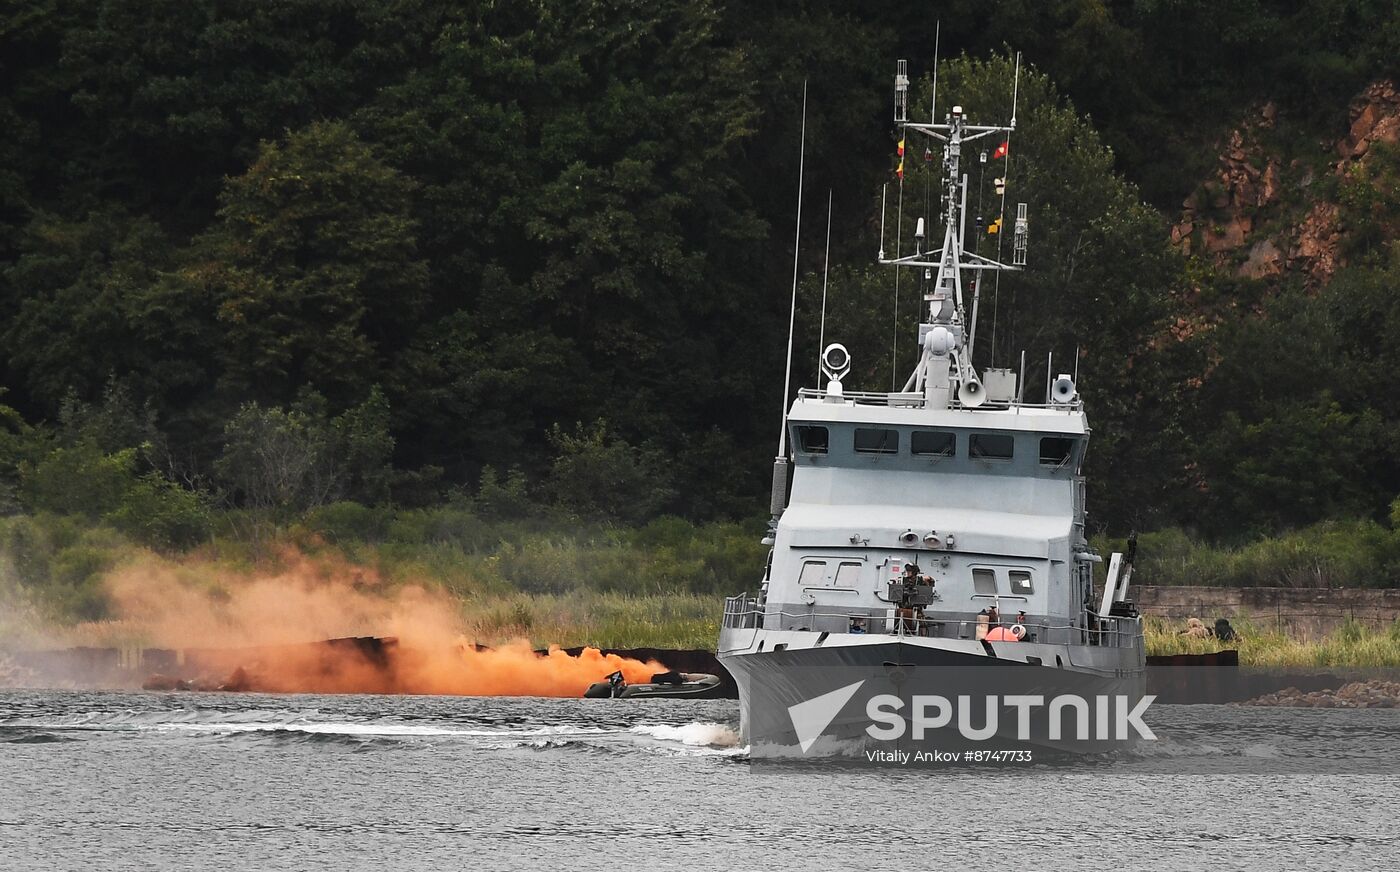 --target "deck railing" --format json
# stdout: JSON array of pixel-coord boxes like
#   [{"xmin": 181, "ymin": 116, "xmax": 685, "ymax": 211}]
[
  {"xmin": 721, "ymin": 593, "xmax": 1141, "ymax": 649},
  {"xmin": 795, "ymin": 387, "xmax": 1082, "ymax": 412}
]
